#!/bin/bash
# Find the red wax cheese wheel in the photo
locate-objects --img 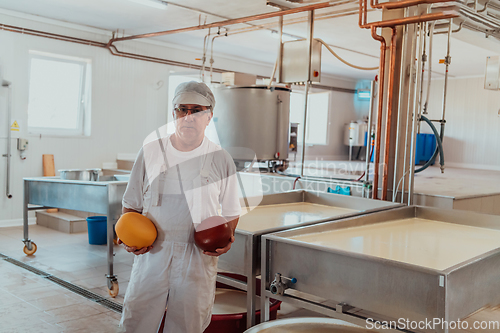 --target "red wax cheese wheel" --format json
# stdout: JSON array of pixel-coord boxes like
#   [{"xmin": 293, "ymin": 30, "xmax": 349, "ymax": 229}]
[
  {"xmin": 194, "ymin": 216, "xmax": 232, "ymax": 253},
  {"xmin": 116, "ymin": 212, "xmax": 157, "ymax": 248}
]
